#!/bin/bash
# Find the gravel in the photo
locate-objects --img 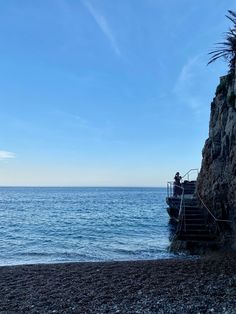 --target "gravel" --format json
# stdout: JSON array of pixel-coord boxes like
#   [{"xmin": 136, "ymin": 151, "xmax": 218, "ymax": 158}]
[{"xmin": 0, "ymin": 253, "xmax": 236, "ymax": 313}]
